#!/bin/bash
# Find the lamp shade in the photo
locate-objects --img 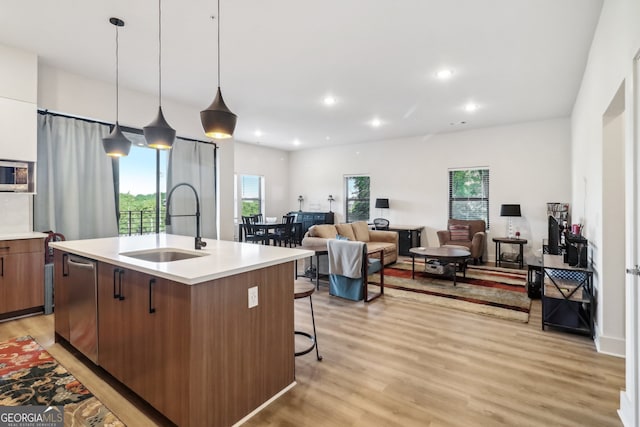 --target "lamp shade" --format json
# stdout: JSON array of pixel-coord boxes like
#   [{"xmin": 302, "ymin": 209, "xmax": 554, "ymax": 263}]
[
  {"xmin": 144, "ymin": 106, "xmax": 176, "ymax": 149},
  {"xmin": 200, "ymin": 87, "xmax": 237, "ymax": 139},
  {"xmin": 500, "ymin": 204, "xmax": 521, "ymax": 217},
  {"xmin": 103, "ymin": 122, "xmax": 131, "ymax": 157},
  {"xmin": 375, "ymin": 198, "xmax": 389, "ymax": 209}
]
